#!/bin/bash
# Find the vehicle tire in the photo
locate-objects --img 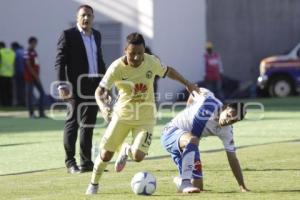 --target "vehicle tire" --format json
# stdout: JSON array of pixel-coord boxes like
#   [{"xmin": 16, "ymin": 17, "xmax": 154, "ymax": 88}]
[{"xmin": 268, "ymin": 77, "xmax": 293, "ymax": 97}]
